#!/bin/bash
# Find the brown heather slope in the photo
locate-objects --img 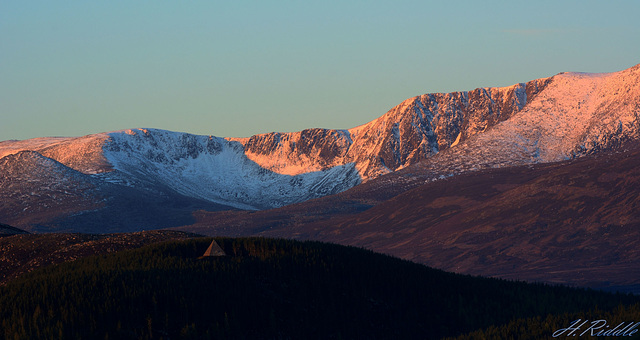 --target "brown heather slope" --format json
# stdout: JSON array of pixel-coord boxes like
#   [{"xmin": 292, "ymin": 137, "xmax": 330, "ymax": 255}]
[{"xmin": 178, "ymin": 142, "xmax": 640, "ymax": 293}]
